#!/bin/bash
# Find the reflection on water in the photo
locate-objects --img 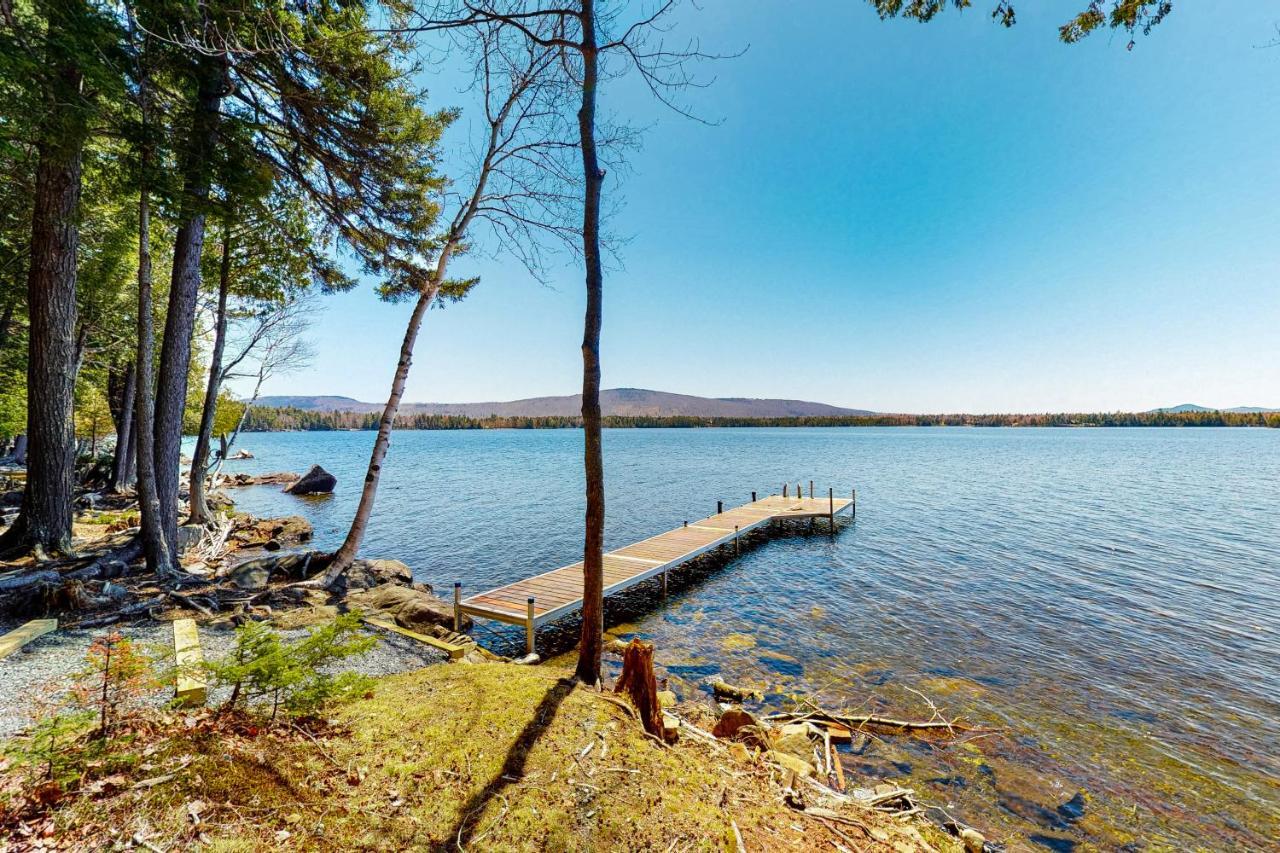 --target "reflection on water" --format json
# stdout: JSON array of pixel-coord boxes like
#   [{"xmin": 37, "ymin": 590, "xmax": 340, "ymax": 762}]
[{"xmin": 219, "ymin": 426, "xmax": 1280, "ymax": 849}]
